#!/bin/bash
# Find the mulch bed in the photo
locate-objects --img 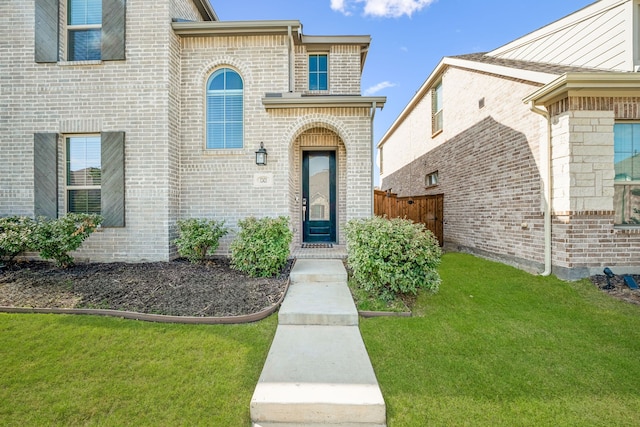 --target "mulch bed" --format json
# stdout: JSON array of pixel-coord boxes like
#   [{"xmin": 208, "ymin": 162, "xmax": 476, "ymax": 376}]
[
  {"xmin": 2, "ymin": 258, "xmax": 638, "ymax": 317},
  {"xmin": 0, "ymin": 258, "xmax": 291, "ymax": 317},
  {"xmin": 590, "ymin": 274, "xmax": 640, "ymax": 306}
]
